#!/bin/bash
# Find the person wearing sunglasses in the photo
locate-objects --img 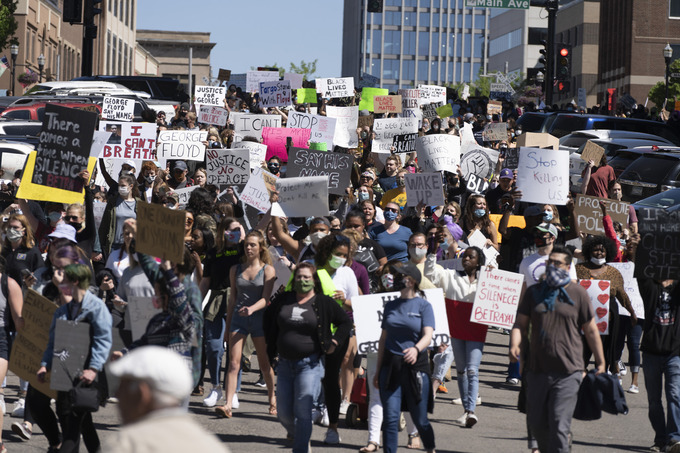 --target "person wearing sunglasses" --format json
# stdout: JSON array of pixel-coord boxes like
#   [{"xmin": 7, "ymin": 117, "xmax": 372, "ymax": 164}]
[{"xmin": 369, "ymin": 202, "xmax": 413, "ymax": 263}]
